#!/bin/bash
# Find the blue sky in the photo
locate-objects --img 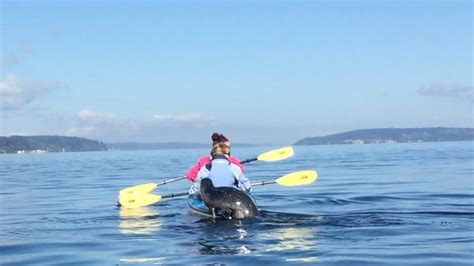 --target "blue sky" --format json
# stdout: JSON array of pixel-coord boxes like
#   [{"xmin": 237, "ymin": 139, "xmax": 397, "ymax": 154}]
[{"xmin": 1, "ymin": 0, "xmax": 472, "ymax": 144}]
